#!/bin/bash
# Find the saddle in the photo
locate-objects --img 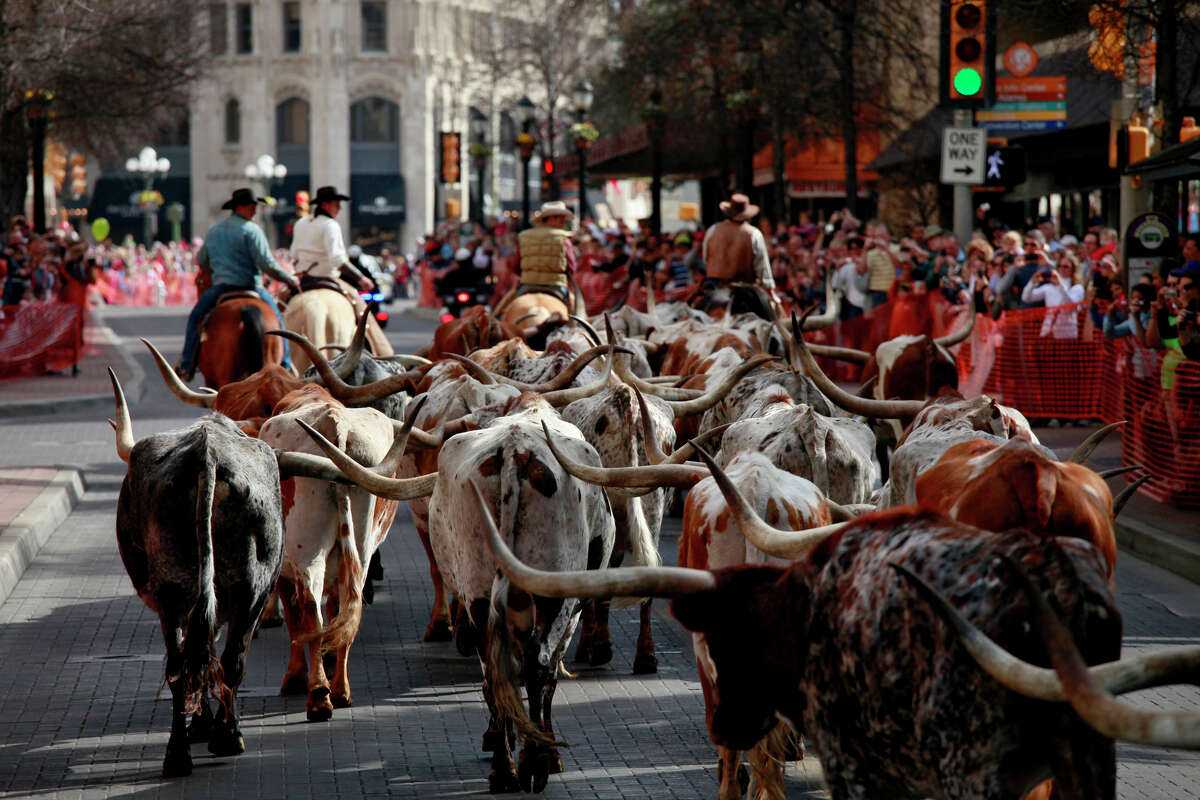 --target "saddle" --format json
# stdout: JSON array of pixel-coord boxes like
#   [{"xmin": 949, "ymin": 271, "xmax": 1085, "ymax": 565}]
[
  {"xmin": 299, "ymin": 276, "xmax": 345, "ymax": 294},
  {"xmin": 200, "ymin": 289, "xmax": 267, "ymax": 331},
  {"xmin": 691, "ymin": 280, "xmax": 773, "ymax": 320}
]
